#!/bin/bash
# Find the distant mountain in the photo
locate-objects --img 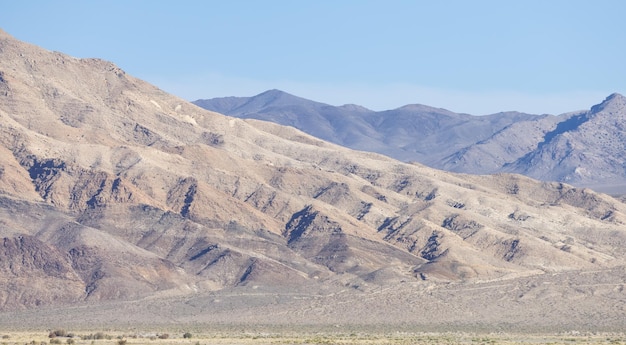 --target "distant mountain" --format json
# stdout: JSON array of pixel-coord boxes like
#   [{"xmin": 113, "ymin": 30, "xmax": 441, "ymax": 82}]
[
  {"xmin": 194, "ymin": 90, "xmax": 544, "ymax": 164},
  {"xmin": 194, "ymin": 92, "xmax": 552, "ymax": 164},
  {"xmin": 194, "ymin": 91, "xmax": 626, "ymax": 193},
  {"xmin": 440, "ymin": 113, "xmax": 569, "ymax": 174},
  {"xmin": 503, "ymin": 94, "xmax": 626, "ymax": 186},
  {"xmin": 3, "ymin": 29, "xmax": 626, "ymax": 329},
  {"xmin": 366, "ymin": 104, "xmax": 541, "ymax": 164},
  {"xmin": 194, "ymin": 90, "xmax": 384, "ymax": 153}
]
